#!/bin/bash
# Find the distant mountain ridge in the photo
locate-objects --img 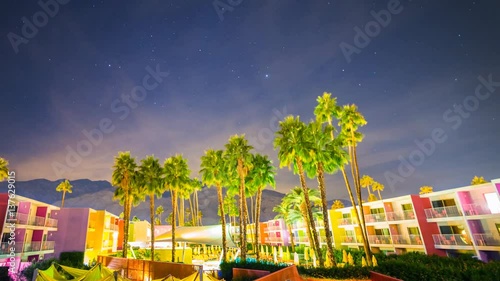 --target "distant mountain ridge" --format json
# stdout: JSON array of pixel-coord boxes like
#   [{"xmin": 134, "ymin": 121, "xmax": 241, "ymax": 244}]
[{"xmin": 0, "ymin": 179, "xmax": 350, "ymax": 225}]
